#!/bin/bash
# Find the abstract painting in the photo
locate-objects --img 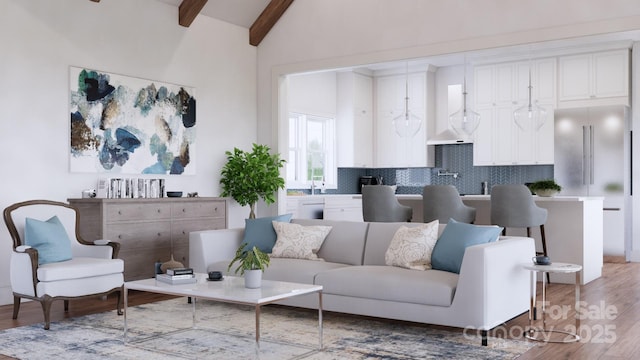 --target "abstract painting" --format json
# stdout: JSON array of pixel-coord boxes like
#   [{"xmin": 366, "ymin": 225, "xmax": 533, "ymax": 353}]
[{"xmin": 69, "ymin": 67, "xmax": 196, "ymax": 175}]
